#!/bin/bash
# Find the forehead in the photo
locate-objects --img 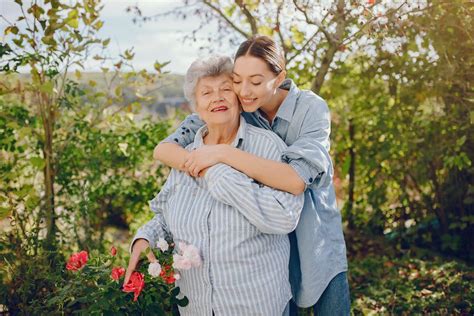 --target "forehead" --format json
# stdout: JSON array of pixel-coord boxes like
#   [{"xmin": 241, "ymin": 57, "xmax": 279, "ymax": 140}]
[
  {"xmin": 197, "ymin": 74, "xmax": 232, "ymax": 88},
  {"xmin": 233, "ymin": 55, "xmax": 271, "ymax": 76}
]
